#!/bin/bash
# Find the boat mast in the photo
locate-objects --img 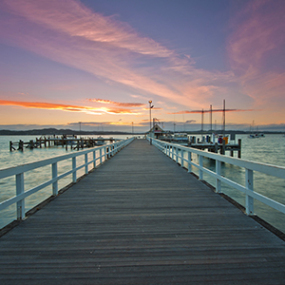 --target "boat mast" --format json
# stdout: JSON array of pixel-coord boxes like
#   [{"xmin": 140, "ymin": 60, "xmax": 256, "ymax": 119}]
[{"xmin": 223, "ymin": 100, "xmax": 225, "ymax": 135}]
